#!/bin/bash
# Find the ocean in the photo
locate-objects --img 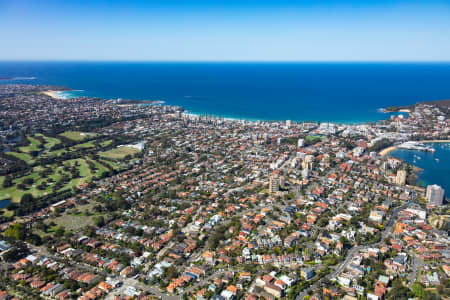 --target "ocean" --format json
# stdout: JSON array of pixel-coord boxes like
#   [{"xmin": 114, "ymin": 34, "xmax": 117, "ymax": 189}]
[
  {"xmin": 1, "ymin": 62, "xmax": 450, "ymax": 123},
  {"xmin": 389, "ymin": 143, "xmax": 450, "ymax": 195}
]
